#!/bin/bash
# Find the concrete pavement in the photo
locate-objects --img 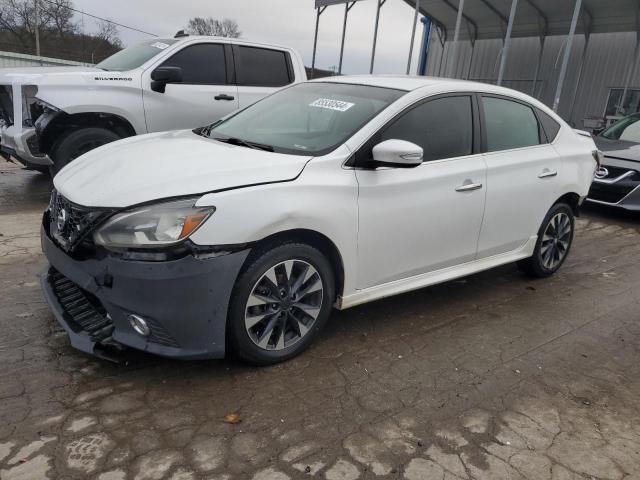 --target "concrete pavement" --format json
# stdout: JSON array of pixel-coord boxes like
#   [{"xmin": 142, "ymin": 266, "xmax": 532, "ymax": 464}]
[{"xmin": 1, "ymin": 161, "xmax": 640, "ymax": 480}]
